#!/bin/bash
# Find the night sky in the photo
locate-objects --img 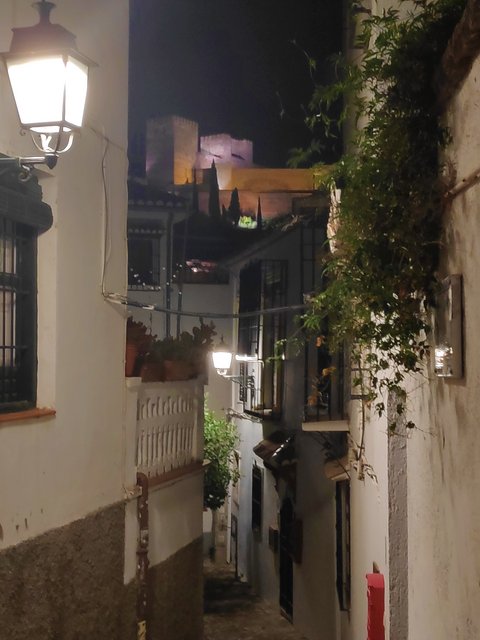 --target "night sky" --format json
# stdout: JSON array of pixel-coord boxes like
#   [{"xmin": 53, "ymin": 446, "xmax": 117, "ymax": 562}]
[{"xmin": 129, "ymin": 0, "xmax": 343, "ymax": 171}]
